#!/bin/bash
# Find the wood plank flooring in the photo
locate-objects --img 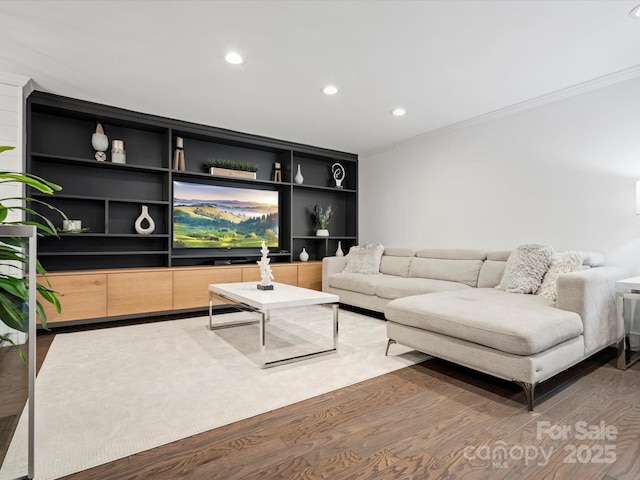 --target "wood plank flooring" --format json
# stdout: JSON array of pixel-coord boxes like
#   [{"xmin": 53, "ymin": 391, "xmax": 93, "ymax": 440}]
[{"xmin": 1, "ymin": 323, "xmax": 640, "ymax": 479}]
